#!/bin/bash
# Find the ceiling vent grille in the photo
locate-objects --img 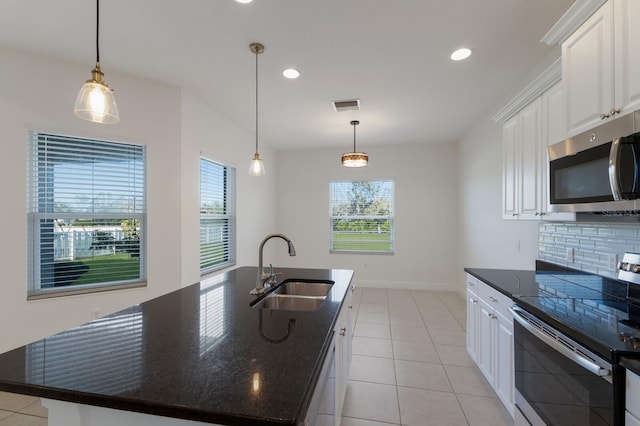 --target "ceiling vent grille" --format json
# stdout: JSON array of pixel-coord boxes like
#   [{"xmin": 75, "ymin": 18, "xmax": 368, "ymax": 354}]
[{"xmin": 332, "ymin": 99, "xmax": 360, "ymax": 112}]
